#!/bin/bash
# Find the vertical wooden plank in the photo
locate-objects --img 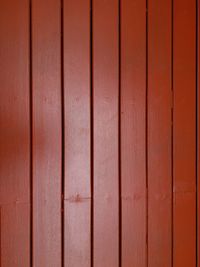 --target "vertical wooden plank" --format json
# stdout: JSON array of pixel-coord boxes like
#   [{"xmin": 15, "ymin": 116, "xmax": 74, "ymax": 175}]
[
  {"xmin": 121, "ymin": 1, "xmax": 146, "ymax": 266},
  {"xmin": 148, "ymin": 0, "xmax": 172, "ymax": 266},
  {"xmin": 0, "ymin": 0, "xmax": 30, "ymax": 266},
  {"xmin": 32, "ymin": 0, "xmax": 62, "ymax": 266},
  {"xmin": 174, "ymin": 0, "xmax": 196, "ymax": 266},
  {"xmin": 63, "ymin": 0, "xmax": 91, "ymax": 266},
  {"xmin": 93, "ymin": 1, "xmax": 119, "ymax": 266}
]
